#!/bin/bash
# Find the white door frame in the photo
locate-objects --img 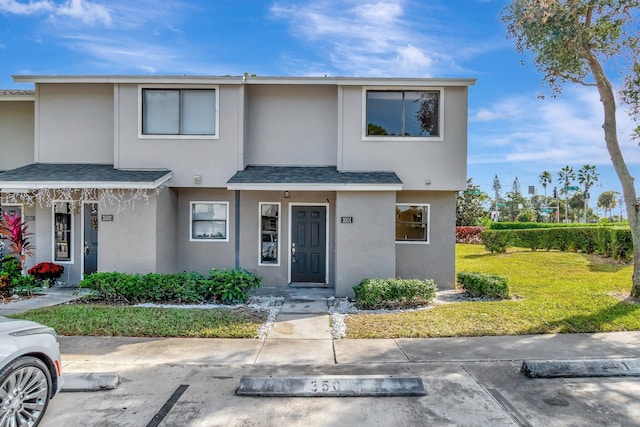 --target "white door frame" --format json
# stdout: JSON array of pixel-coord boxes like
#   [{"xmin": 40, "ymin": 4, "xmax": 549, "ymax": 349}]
[{"xmin": 287, "ymin": 202, "xmax": 330, "ymax": 284}]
